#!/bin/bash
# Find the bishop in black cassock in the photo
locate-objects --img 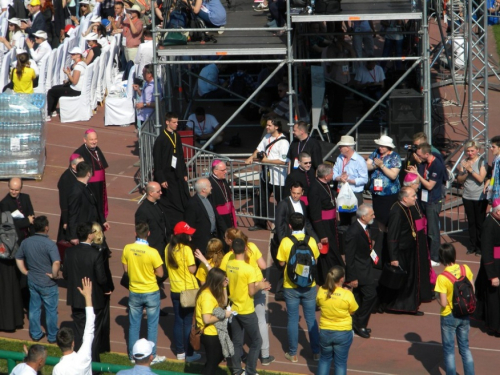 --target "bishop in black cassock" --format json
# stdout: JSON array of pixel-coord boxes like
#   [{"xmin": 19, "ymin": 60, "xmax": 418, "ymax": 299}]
[
  {"xmin": 74, "ymin": 129, "xmax": 109, "ymax": 219},
  {"xmin": 153, "ymin": 116, "xmax": 190, "ymax": 229},
  {"xmin": 208, "ymin": 160, "xmax": 236, "ymax": 235}
]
